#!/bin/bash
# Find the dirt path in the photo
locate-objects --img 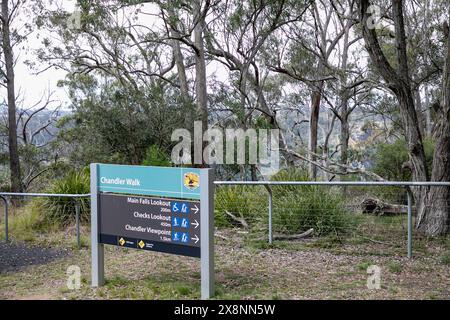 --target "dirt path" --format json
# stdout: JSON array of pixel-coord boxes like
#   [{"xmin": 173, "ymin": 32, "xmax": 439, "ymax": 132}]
[{"xmin": 0, "ymin": 241, "xmax": 69, "ymax": 273}]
